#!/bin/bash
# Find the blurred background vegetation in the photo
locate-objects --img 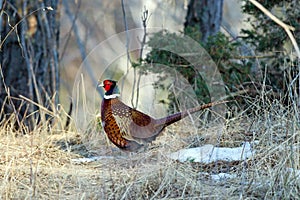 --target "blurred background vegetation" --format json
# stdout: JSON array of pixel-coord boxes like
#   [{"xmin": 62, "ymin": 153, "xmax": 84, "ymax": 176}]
[{"xmin": 0, "ymin": 0, "xmax": 299, "ymax": 128}]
